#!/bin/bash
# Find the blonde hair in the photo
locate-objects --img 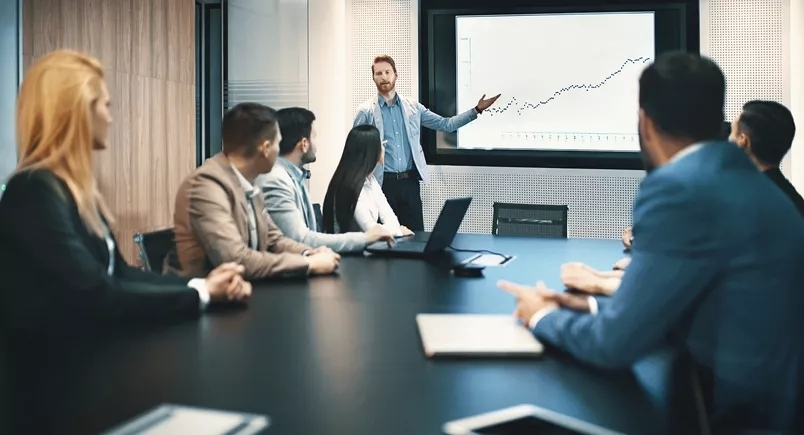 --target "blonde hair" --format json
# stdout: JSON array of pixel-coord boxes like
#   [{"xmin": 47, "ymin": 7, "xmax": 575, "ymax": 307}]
[{"xmin": 16, "ymin": 50, "xmax": 113, "ymax": 236}]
